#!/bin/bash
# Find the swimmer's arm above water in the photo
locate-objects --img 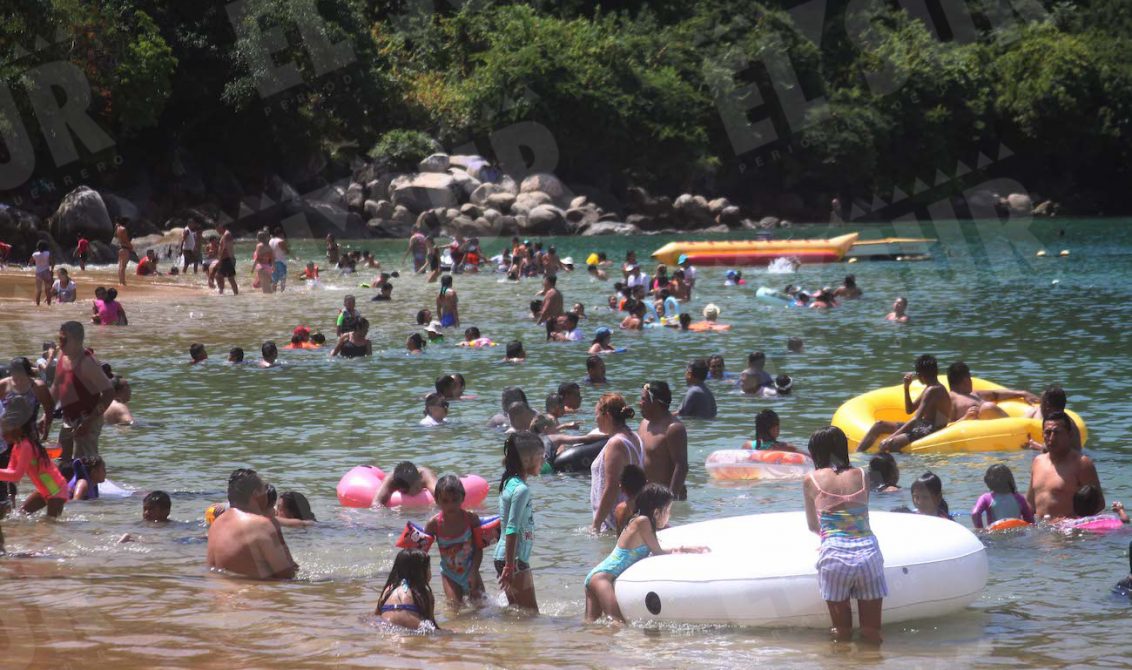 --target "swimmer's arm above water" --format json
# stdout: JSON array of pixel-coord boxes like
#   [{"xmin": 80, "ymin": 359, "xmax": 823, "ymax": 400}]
[{"xmin": 902, "ymin": 374, "xmax": 922, "ymax": 415}]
